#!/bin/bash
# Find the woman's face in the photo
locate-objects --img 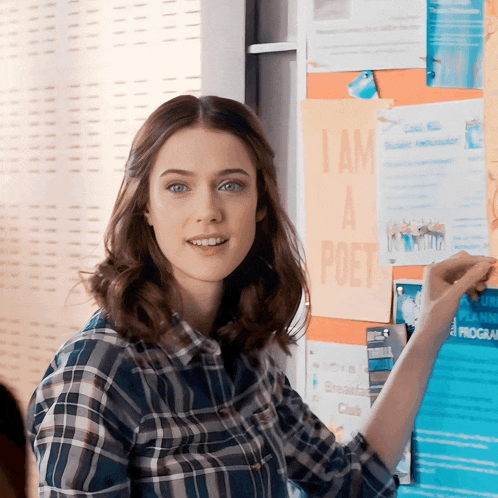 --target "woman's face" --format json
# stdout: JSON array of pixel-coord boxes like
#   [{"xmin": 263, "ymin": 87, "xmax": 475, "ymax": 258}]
[{"xmin": 145, "ymin": 126, "xmax": 265, "ymax": 296}]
